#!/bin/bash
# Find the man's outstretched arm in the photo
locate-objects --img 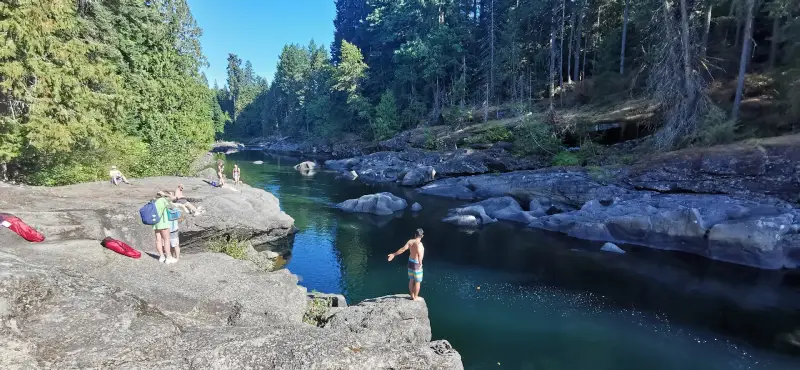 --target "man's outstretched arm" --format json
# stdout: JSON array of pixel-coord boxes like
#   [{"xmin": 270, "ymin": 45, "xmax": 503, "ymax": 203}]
[{"xmin": 387, "ymin": 242, "xmax": 409, "ymax": 261}]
